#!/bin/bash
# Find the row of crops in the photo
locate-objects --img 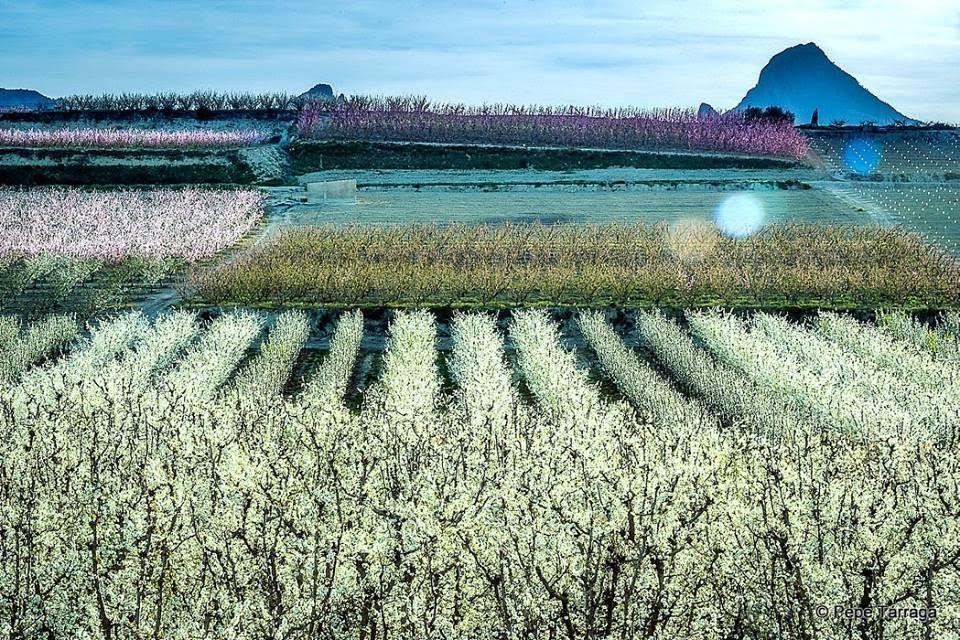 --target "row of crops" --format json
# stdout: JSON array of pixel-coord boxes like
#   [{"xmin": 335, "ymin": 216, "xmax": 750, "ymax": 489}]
[
  {"xmin": 191, "ymin": 221, "xmax": 960, "ymax": 308},
  {"xmin": 1, "ymin": 307, "xmax": 958, "ymax": 637},
  {"xmin": 0, "ymin": 127, "xmax": 272, "ymax": 149},
  {"xmin": 297, "ymin": 99, "xmax": 809, "ymax": 159},
  {"xmin": 2, "ymin": 93, "xmax": 807, "ymax": 158},
  {"xmin": 0, "ymin": 255, "xmax": 184, "ymax": 316},
  {"xmin": 2, "ymin": 91, "xmax": 288, "ymax": 151},
  {"xmin": 0, "ymin": 188, "xmax": 266, "ymax": 314},
  {"xmin": 51, "ymin": 90, "xmax": 326, "ymax": 113}
]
